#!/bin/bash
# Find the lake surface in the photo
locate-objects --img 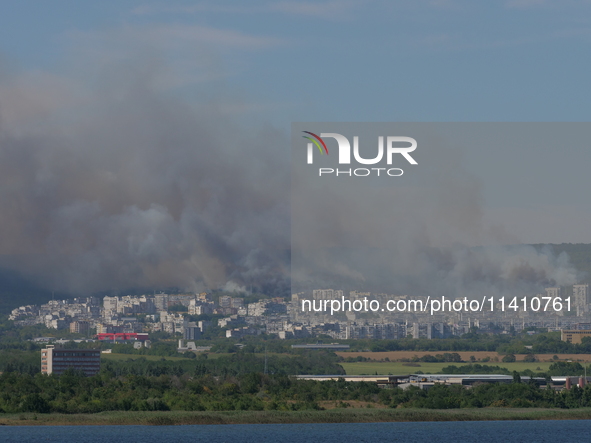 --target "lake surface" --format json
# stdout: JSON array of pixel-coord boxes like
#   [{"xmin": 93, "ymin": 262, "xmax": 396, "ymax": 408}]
[{"xmin": 0, "ymin": 420, "xmax": 587, "ymax": 442}]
